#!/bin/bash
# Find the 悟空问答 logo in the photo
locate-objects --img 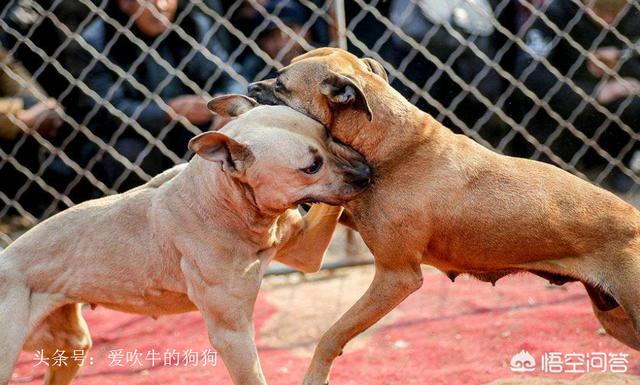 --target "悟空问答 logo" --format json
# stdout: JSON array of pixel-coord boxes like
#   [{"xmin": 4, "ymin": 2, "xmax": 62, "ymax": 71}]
[{"xmin": 510, "ymin": 350, "xmax": 536, "ymax": 373}]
